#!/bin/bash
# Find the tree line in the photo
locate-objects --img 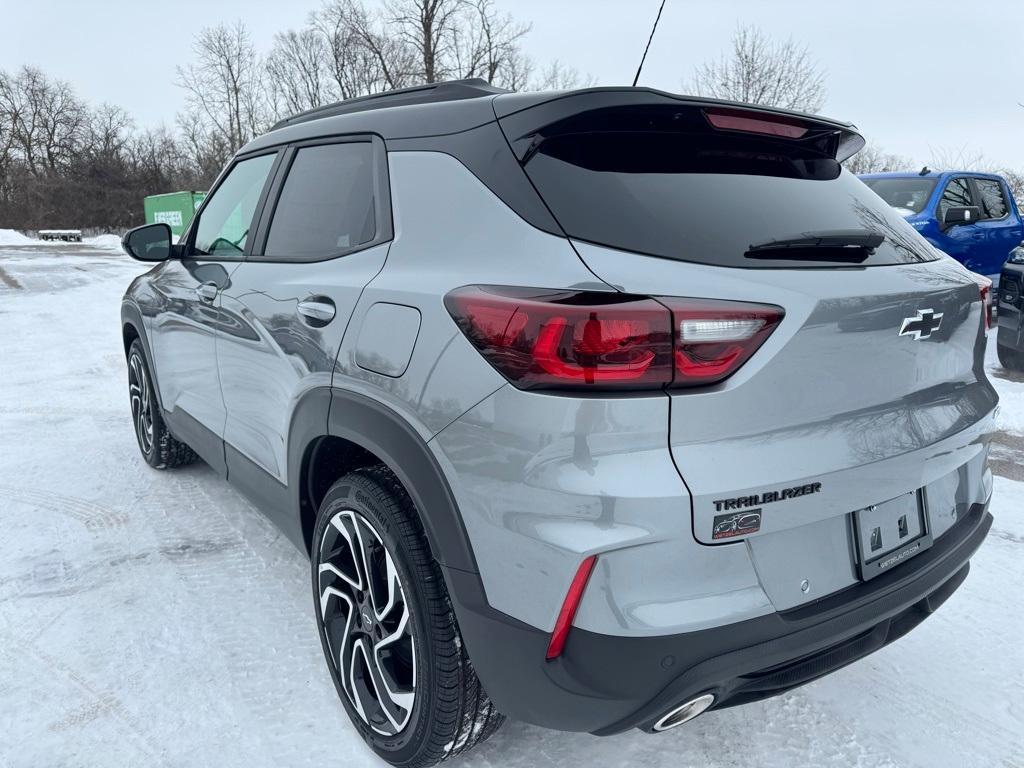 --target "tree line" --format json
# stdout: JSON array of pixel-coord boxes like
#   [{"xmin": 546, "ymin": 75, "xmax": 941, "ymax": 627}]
[
  {"xmin": 0, "ymin": 0, "xmax": 589, "ymax": 231},
  {"xmin": 1, "ymin": 12, "xmax": 1019, "ymax": 232}
]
